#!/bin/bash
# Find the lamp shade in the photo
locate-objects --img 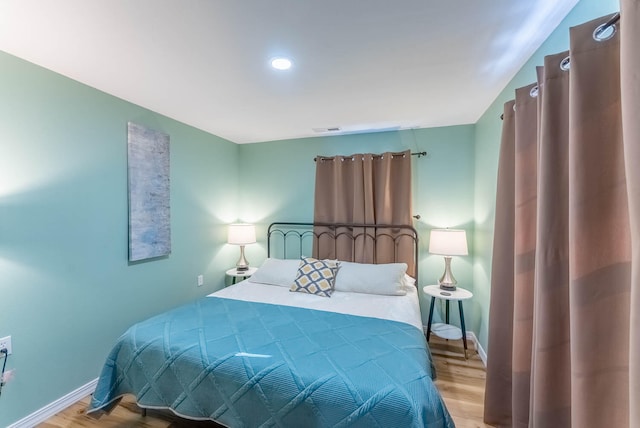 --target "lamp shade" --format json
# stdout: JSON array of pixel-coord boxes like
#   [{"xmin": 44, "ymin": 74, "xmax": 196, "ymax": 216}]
[
  {"xmin": 227, "ymin": 223, "xmax": 256, "ymax": 245},
  {"xmin": 428, "ymin": 229, "xmax": 468, "ymax": 256}
]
